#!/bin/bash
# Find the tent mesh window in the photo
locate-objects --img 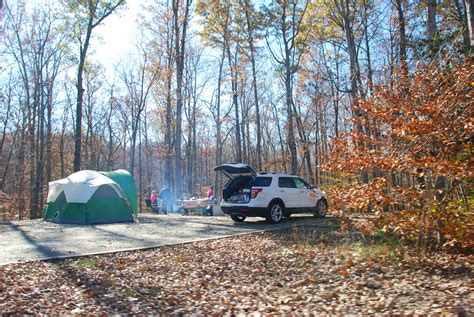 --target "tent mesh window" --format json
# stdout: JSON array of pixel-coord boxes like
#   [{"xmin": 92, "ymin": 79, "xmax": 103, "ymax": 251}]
[
  {"xmin": 54, "ymin": 191, "xmax": 67, "ymax": 203},
  {"xmin": 92, "ymin": 184, "xmax": 120, "ymax": 199}
]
